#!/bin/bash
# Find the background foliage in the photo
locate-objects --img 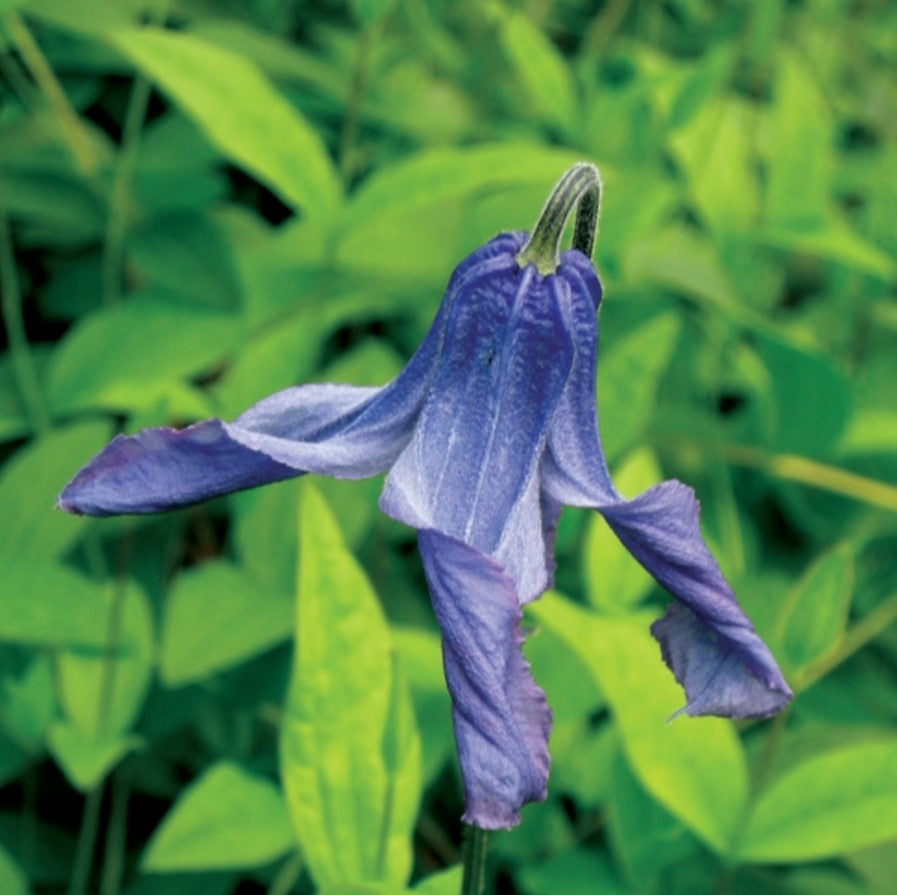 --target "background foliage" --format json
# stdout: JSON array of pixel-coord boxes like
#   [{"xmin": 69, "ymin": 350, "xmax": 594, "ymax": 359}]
[{"xmin": 1, "ymin": 0, "xmax": 897, "ymax": 893}]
